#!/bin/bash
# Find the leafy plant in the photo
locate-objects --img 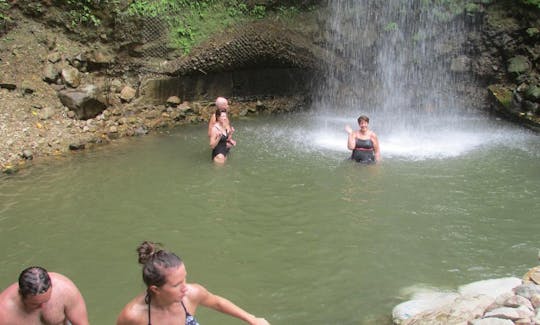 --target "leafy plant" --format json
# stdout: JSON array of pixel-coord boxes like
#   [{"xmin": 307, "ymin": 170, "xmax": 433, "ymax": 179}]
[
  {"xmin": 251, "ymin": 5, "xmax": 266, "ymax": 19},
  {"xmin": 66, "ymin": 0, "xmax": 102, "ymax": 27},
  {"xmin": 124, "ymin": 1, "xmax": 300, "ymax": 54},
  {"xmin": 0, "ymin": 0, "xmax": 8, "ymax": 22},
  {"xmin": 522, "ymin": 0, "xmax": 540, "ymax": 8}
]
